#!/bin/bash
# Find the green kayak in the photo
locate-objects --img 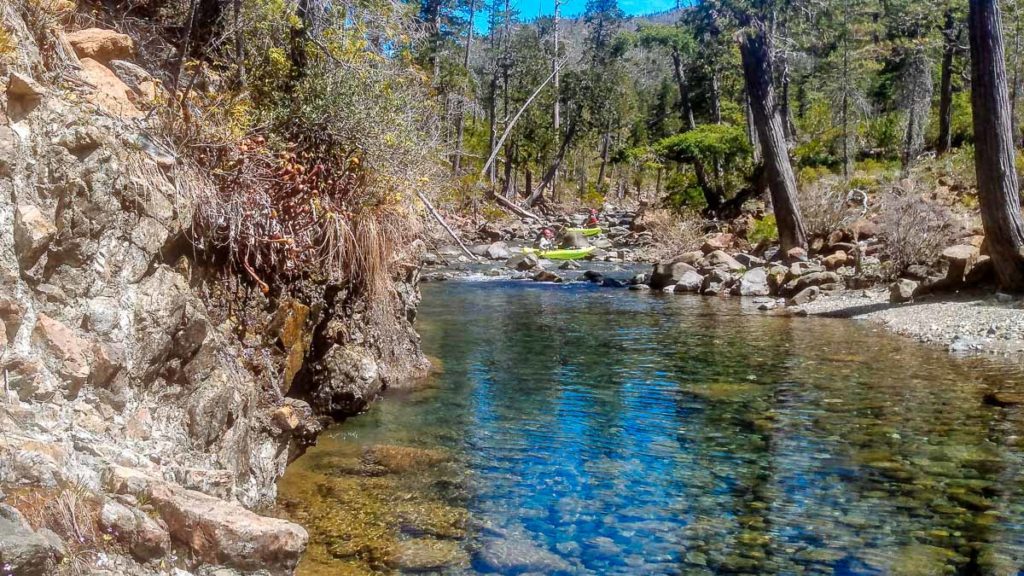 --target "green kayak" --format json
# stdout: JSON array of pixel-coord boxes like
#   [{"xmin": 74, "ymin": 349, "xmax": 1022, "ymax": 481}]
[
  {"xmin": 565, "ymin": 227, "xmax": 603, "ymax": 237},
  {"xmin": 523, "ymin": 246, "xmax": 597, "ymax": 260}
]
